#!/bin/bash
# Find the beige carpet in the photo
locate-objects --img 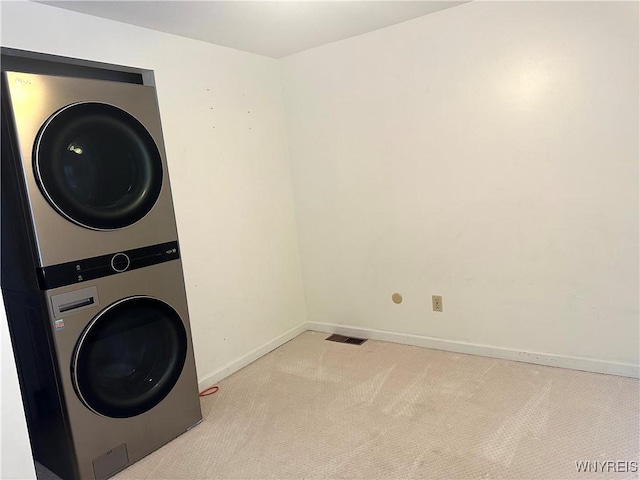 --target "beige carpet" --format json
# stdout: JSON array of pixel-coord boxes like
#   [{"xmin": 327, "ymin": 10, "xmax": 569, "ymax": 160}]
[{"xmin": 115, "ymin": 331, "xmax": 640, "ymax": 479}]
